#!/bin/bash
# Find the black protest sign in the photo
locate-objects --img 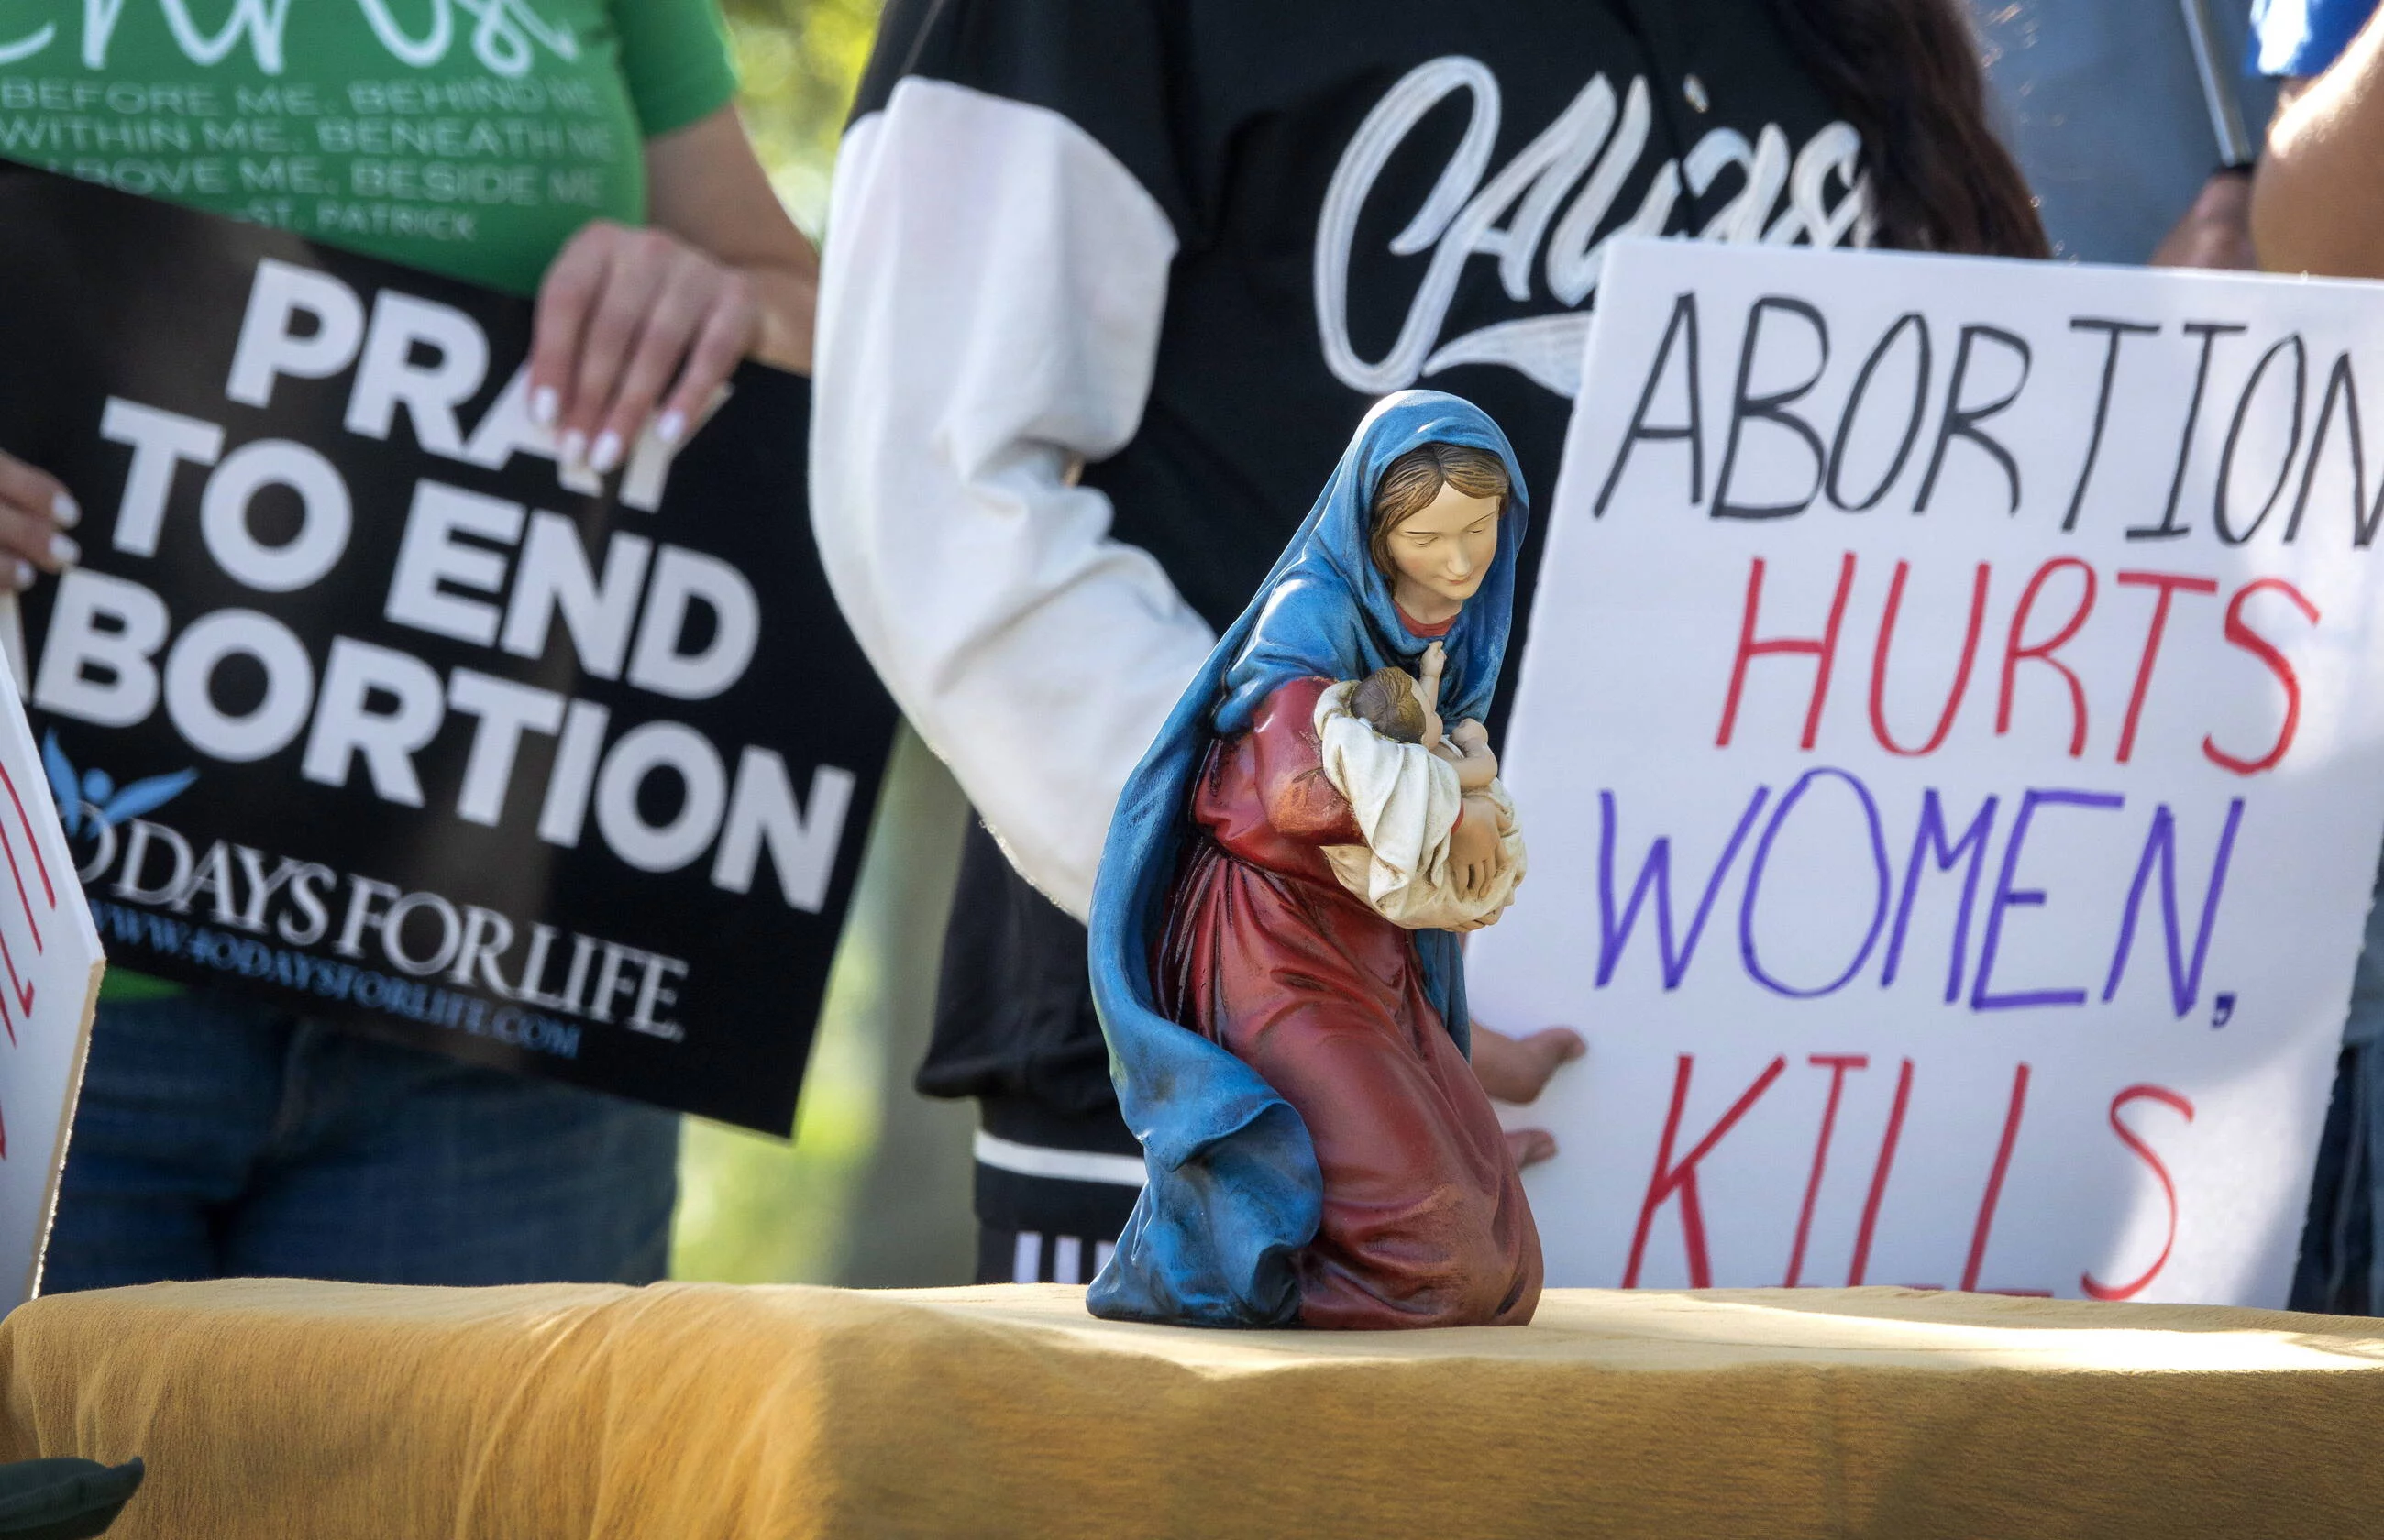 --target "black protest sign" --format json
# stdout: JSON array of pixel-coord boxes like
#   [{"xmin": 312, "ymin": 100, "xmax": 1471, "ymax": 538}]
[{"xmin": 0, "ymin": 165, "xmax": 892, "ymax": 1134}]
